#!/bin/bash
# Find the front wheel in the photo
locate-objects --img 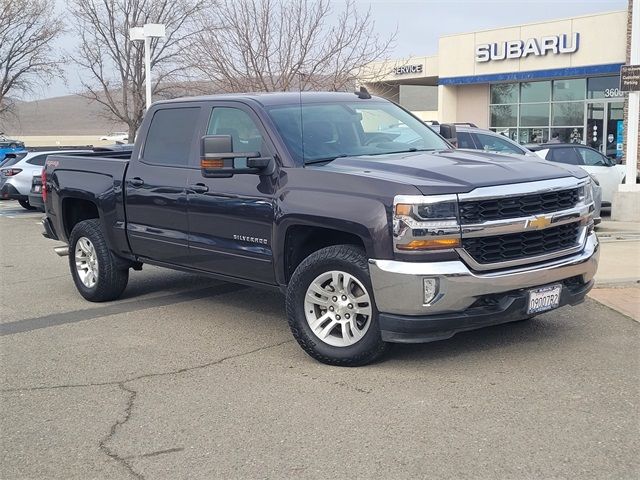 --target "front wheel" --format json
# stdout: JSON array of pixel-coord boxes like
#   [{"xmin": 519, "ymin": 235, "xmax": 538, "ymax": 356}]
[
  {"xmin": 286, "ymin": 245, "xmax": 388, "ymax": 366},
  {"xmin": 18, "ymin": 199, "xmax": 36, "ymax": 210},
  {"xmin": 68, "ymin": 219, "xmax": 129, "ymax": 302}
]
